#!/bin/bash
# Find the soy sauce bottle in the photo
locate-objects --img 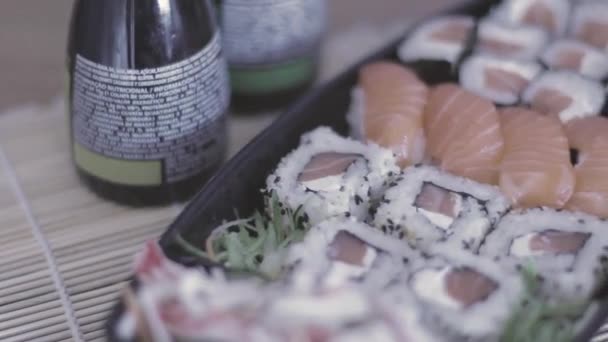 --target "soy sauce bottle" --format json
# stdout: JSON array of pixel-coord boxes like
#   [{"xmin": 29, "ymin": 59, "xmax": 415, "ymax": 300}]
[
  {"xmin": 67, "ymin": 0, "xmax": 230, "ymax": 206},
  {"xmin": 216, "ymin": 0, "xmax": 328, "ymax": 112}
]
